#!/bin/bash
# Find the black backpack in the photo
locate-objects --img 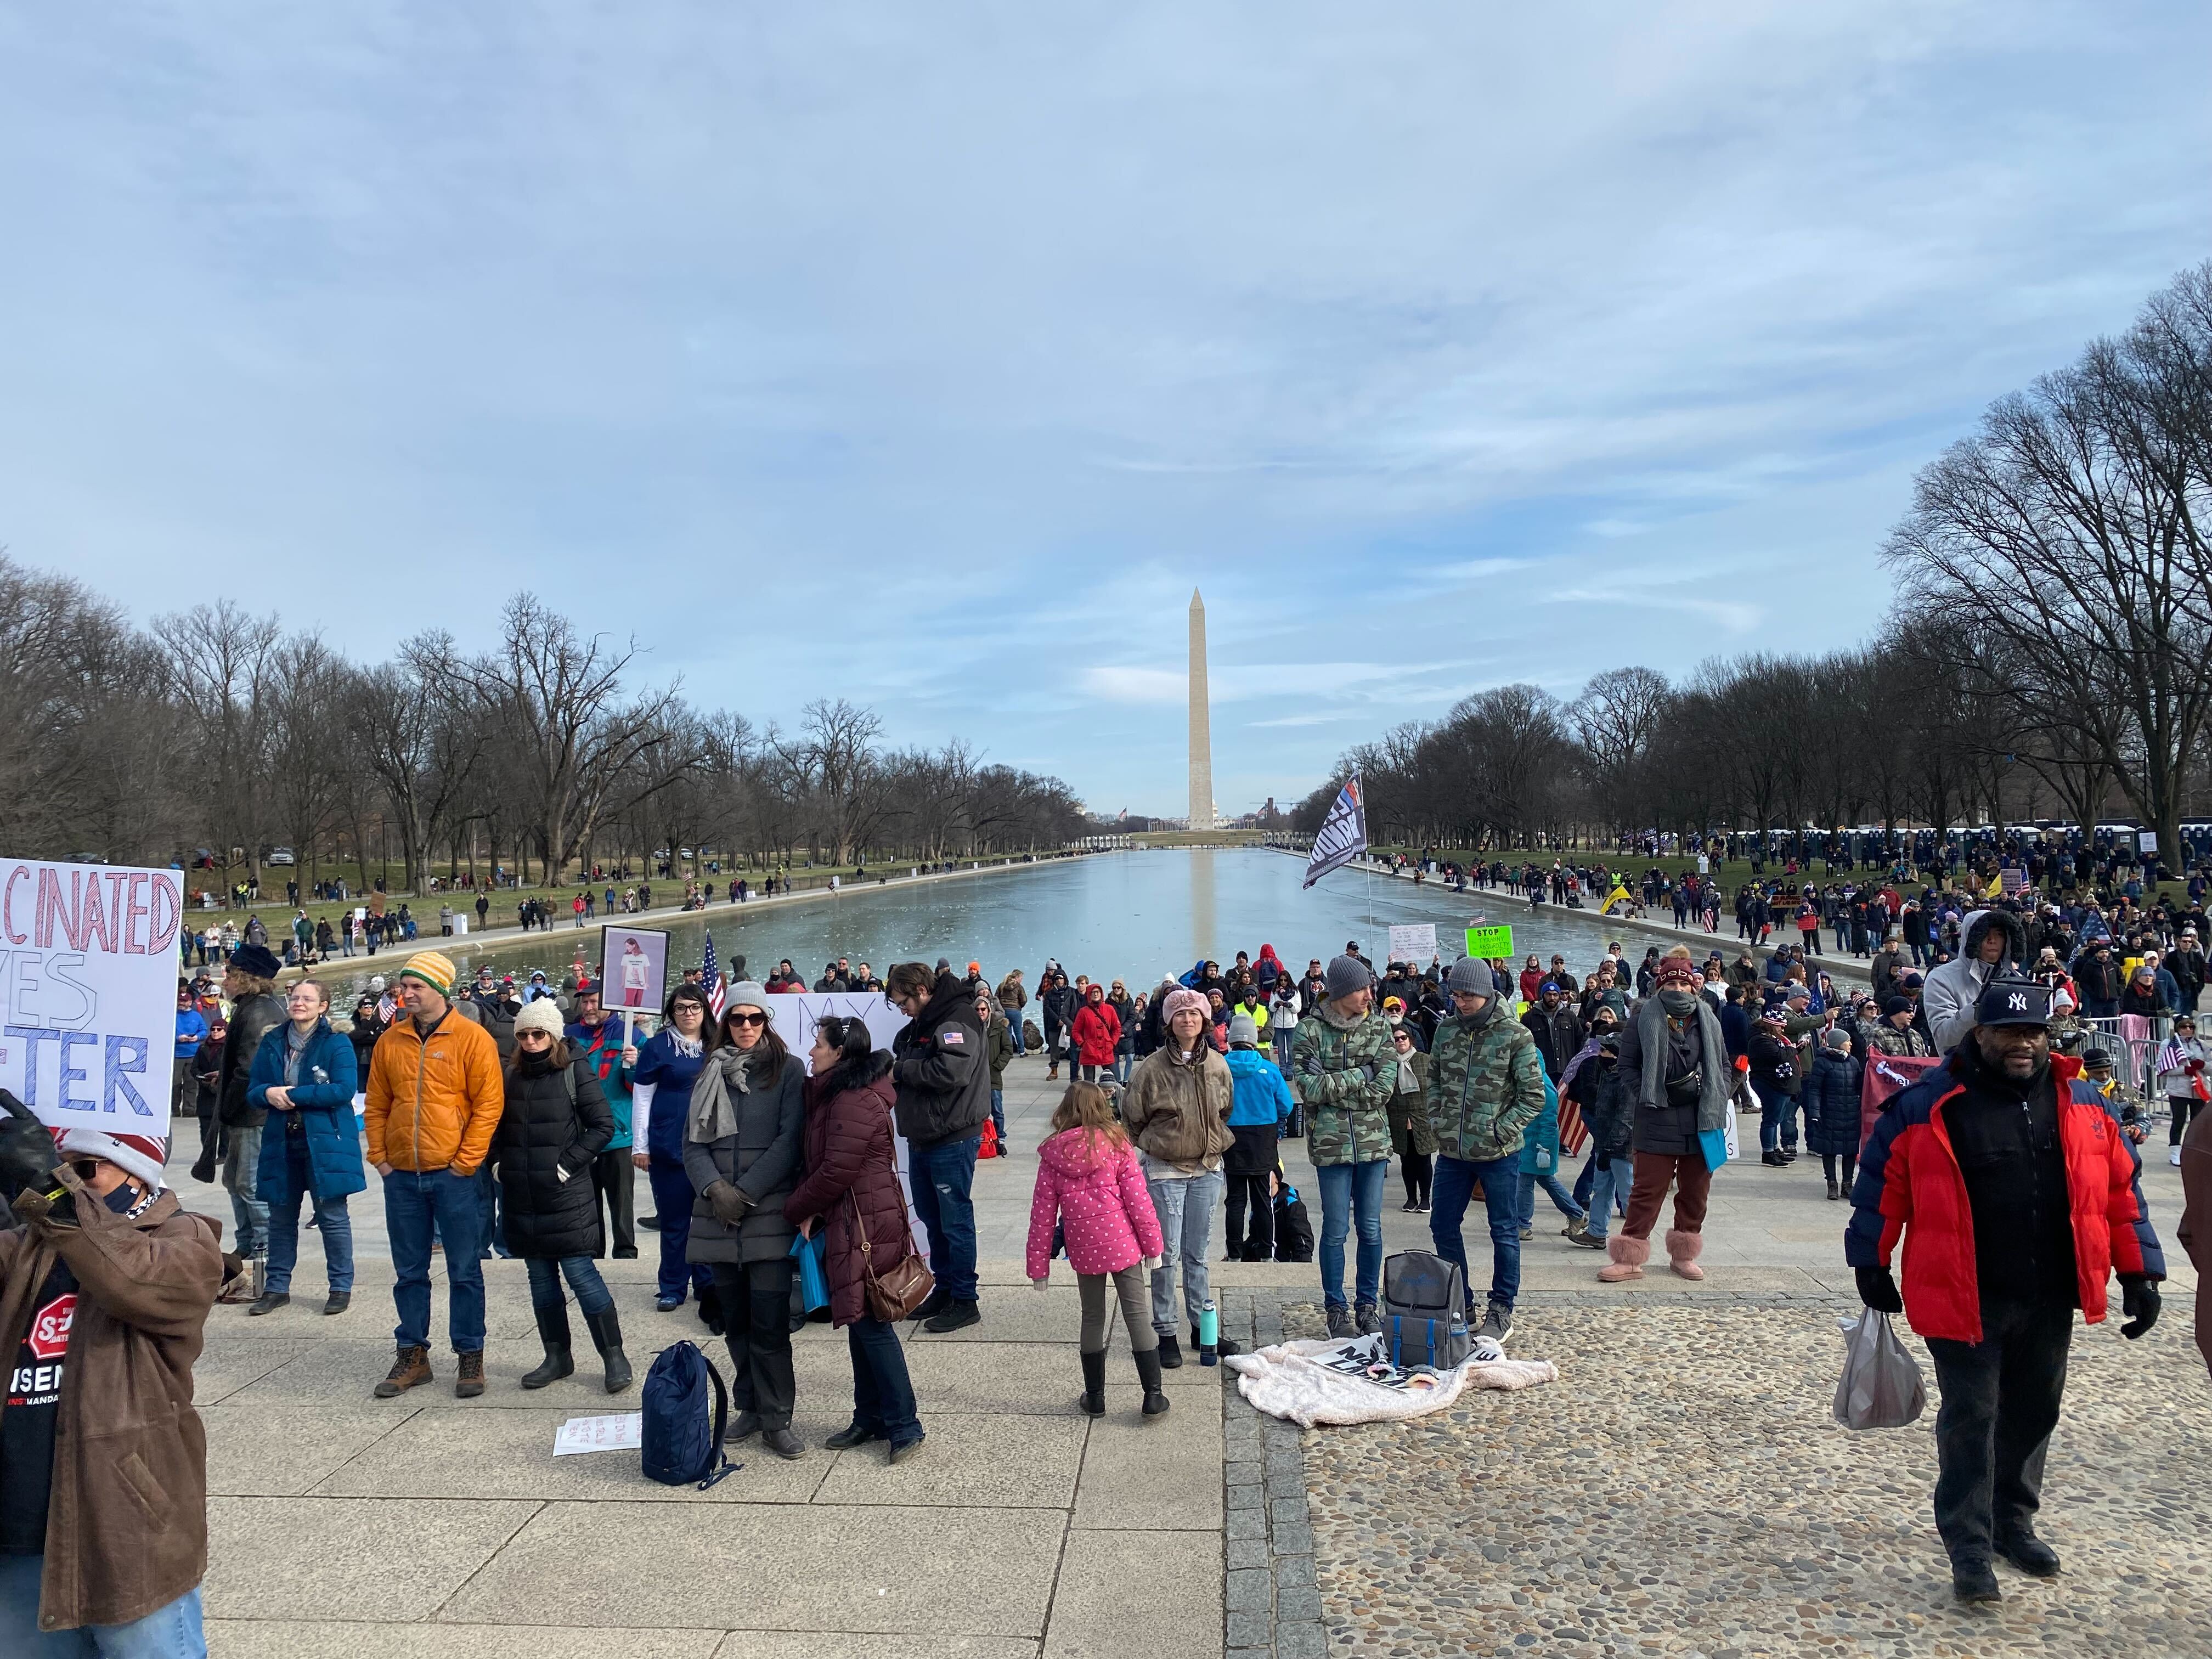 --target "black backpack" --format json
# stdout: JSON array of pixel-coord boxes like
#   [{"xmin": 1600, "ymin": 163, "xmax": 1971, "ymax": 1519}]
[
  {"xmin": 641, "ymin": 1341, "xmax": 737, "ymax": 1489},
  {"xmin": 1381, "ymin": 1250, "xmax": 1470, "ymax": 1370},
  {"xmin": 1272, "ymin": 1184, "xmax": 1315, "ymax": 1263}
]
